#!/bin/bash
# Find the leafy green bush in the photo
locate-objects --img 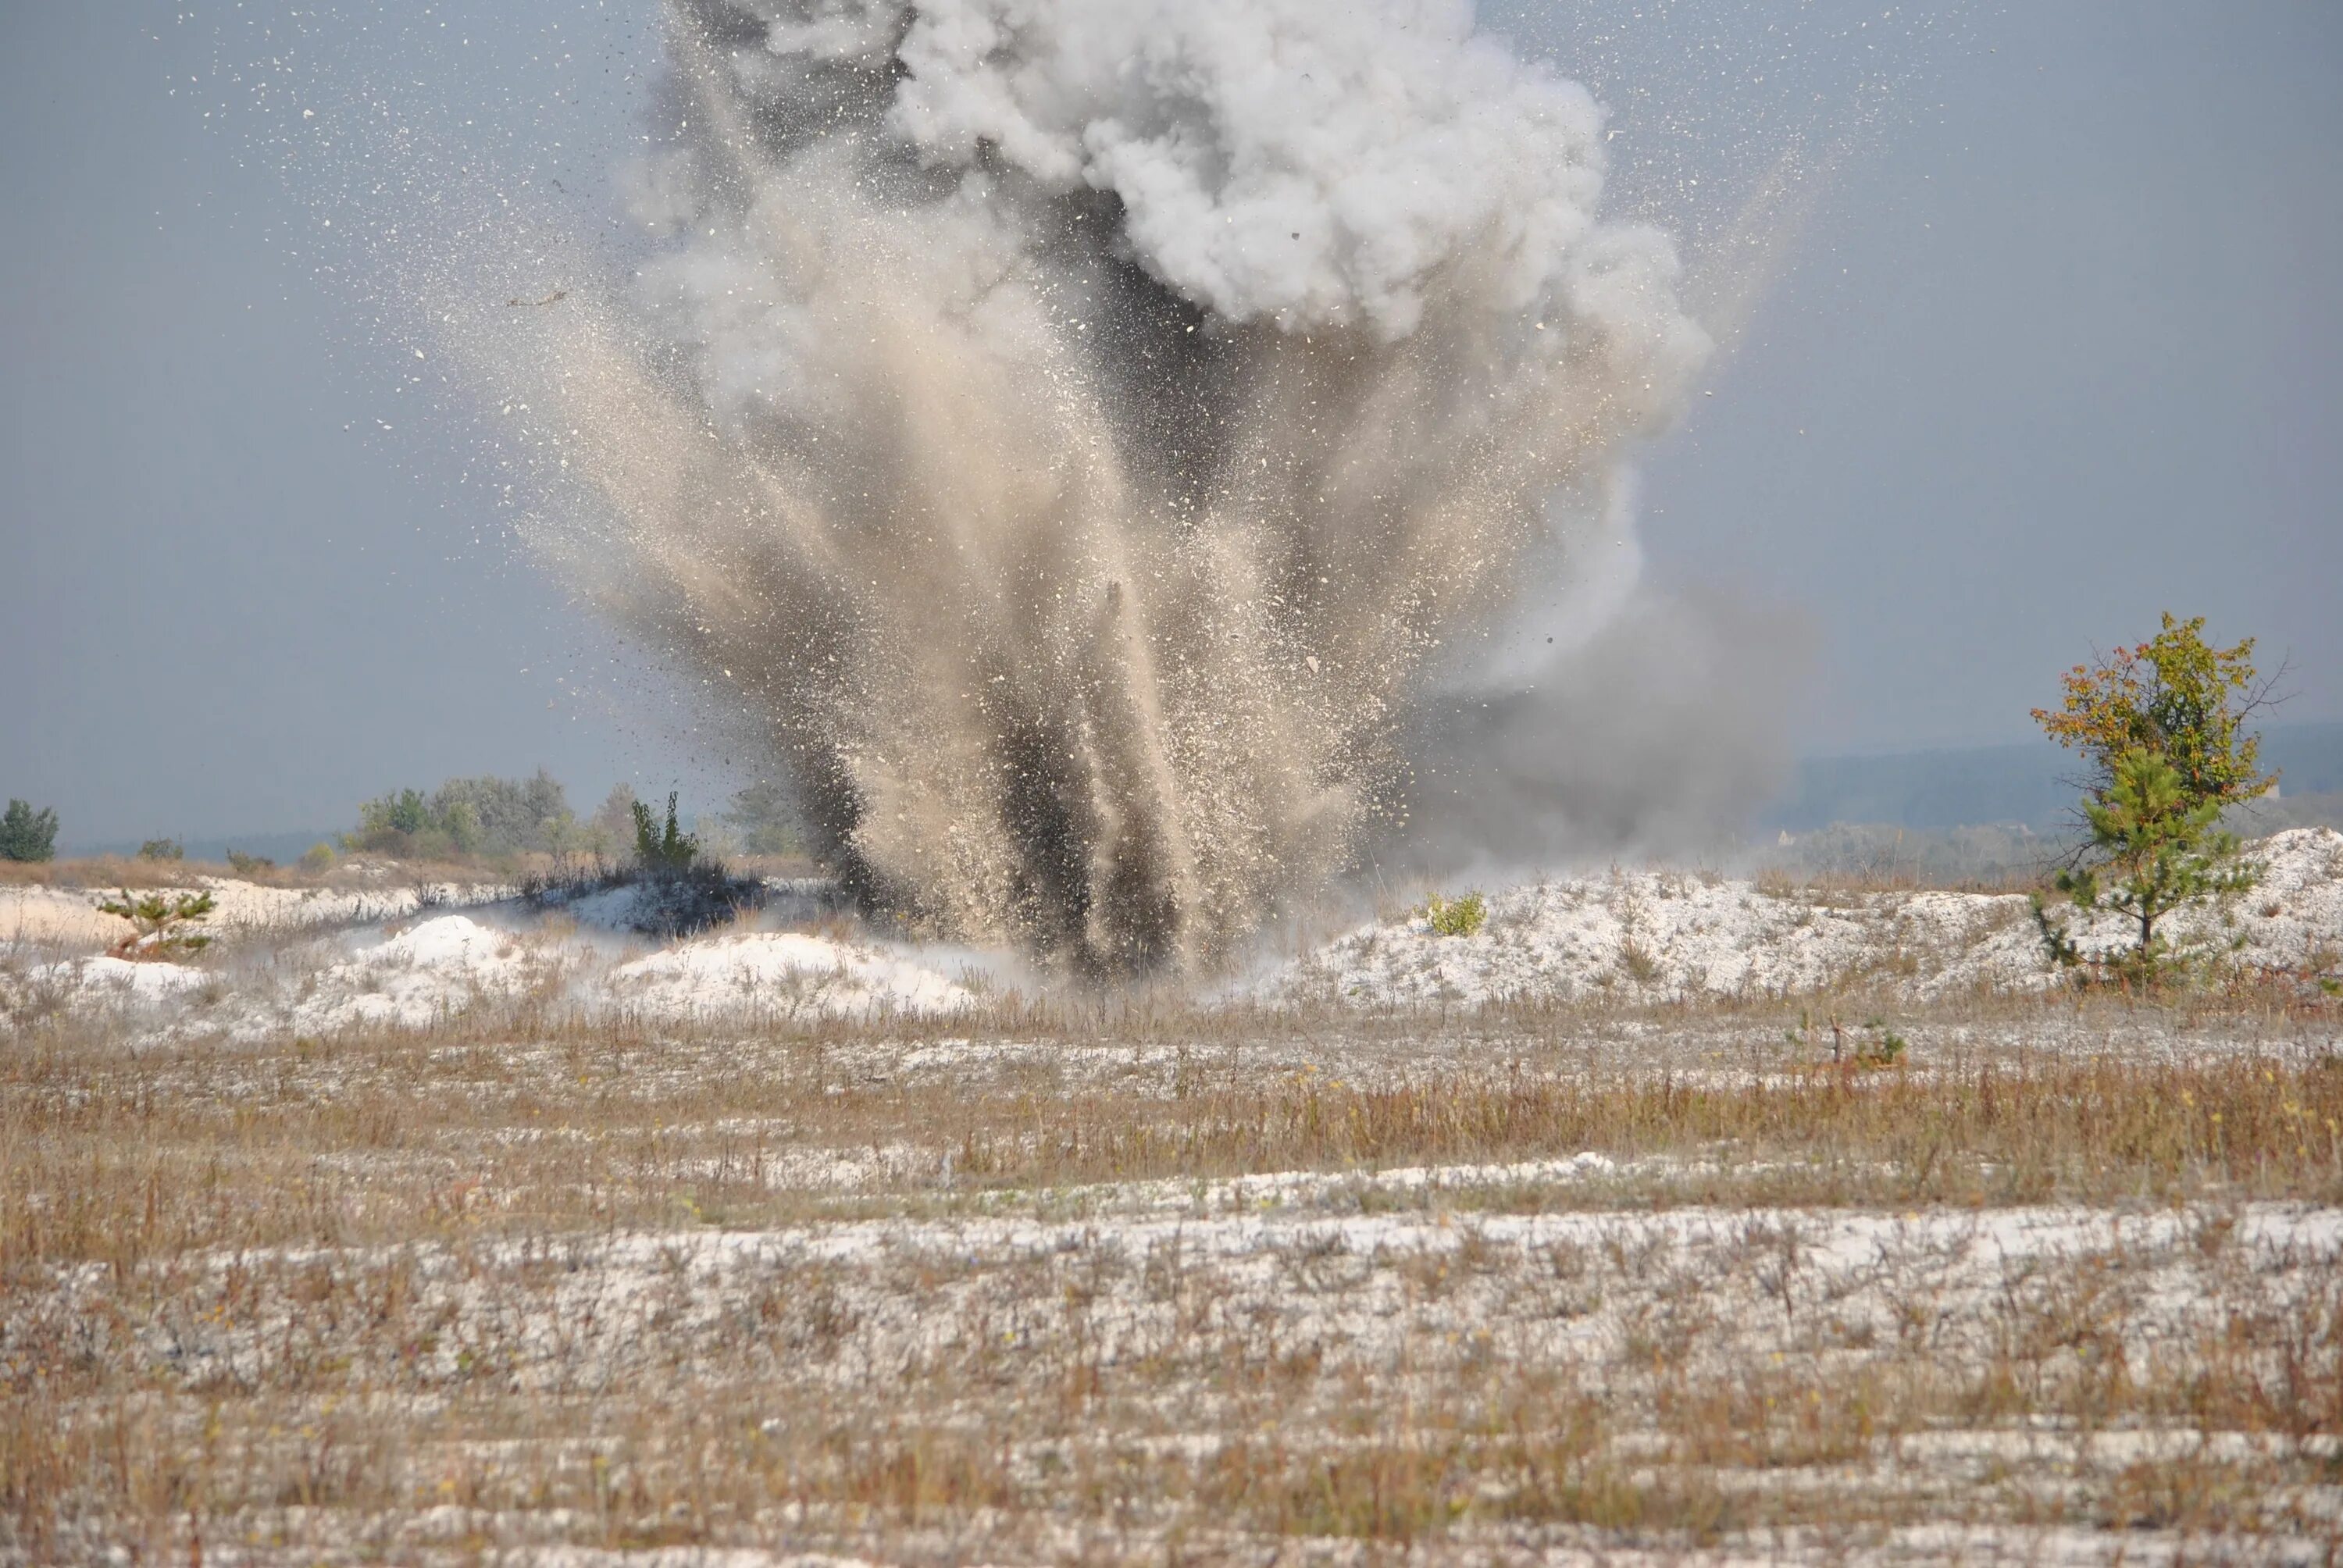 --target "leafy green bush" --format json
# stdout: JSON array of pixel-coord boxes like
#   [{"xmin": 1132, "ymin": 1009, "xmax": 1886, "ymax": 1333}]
[
  {"xmin": 1426, "ymin": 891, "xmax": 1487, "ymax": 938},
  {"xmin": 345, "ymin": 770, "xmax": 577, "ymax": 860},
  {"xmin": 350, "ymin": 788, "xmax": 437, "ymax": 854},
  {"xmin": 522, "ymin": 792, "xmax": 756, "ymax": 937},
  {"xmin": 0, "ymin": 800, "xmax": 59, "ymax": 863},
  {"xmin": 633, "ymin": 791, "xmax": 701, "ymax": 875},
  {"xmin": 299, "ymin": 842, "xmax": 336, "ymax": 873},
  {"xmin": 225, "ymin": 850, "xmax": 276, "ymax": 876},
  {"xmin": 96, "ymin": 889, "xmax": 215, "ymax": 959},
  {"xmin": 138, "ymin": 839, "xmax": 185, "ymax": 861},
  {"xmin": 608, "ymin": 793, "xmax": 761, "ymax": 935}
]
